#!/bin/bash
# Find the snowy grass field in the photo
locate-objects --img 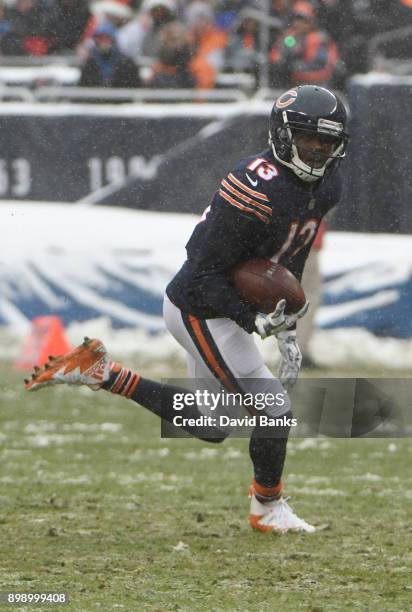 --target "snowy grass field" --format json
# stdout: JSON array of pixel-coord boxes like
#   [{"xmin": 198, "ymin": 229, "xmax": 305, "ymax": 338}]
[{"xmin": 0, "ymin": 358, "xmax": 411, "ymax": 611}]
